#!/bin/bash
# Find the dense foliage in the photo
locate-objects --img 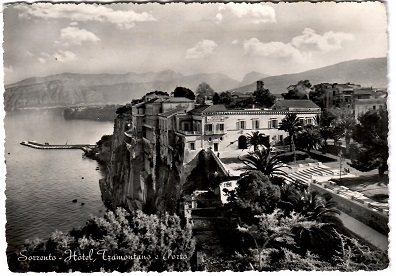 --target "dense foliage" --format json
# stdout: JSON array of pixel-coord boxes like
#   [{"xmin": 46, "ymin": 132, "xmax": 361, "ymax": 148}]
[
  {"xmin": 10, "ymin": 208, "xmax": 195, "ymax": 272},
  {"xmin": 174, "ymin": 86, "xmax": 195, "ymax": 100},
  {"xmin": 253, "ymin": 85, "xmax": 276, "ymax": 107},
  {"xmin": 349, "ymin": 107, "xmax": 388, "ymax": 176},
  {"xmin": 210, "ymin": 175, "xmax": 388, "ymax": 271}
]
